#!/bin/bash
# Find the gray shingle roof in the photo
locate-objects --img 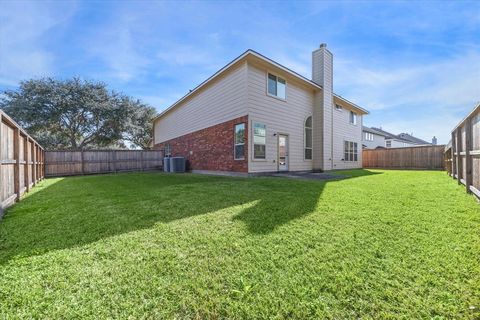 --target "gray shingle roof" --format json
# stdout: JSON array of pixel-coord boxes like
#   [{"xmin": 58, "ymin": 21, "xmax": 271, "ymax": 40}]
[
  {"xmin": 363, "ymin": 126, "xmax": 431, "ymax": 144},
  {"xmin": 397, "ymin": 133, "xmax": 431, "ymax": 145},
  {"xmin": 369, "ymin": 127, "xmax": 400, "ymax": 140}
]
